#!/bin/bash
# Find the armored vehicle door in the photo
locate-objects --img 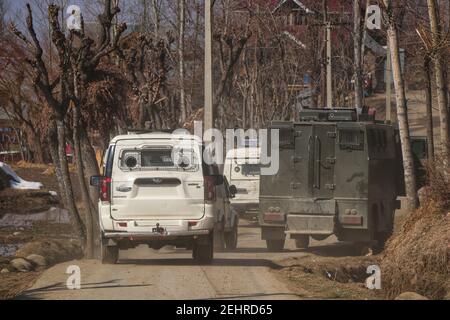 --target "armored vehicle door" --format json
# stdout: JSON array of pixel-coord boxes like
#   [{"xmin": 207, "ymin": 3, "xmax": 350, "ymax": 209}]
[{"xmin": 294, "ymin": 123, "xmax": 336, "ymax": 199}]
